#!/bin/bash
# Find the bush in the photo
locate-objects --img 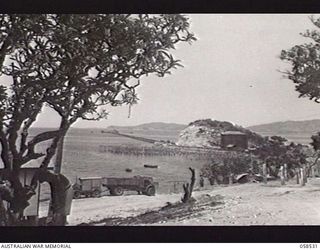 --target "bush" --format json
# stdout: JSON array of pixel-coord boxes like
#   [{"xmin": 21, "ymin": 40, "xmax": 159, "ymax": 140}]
[{"xmin": 200, "ymin": 152, "xmax": 256, "ymax": 184}]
